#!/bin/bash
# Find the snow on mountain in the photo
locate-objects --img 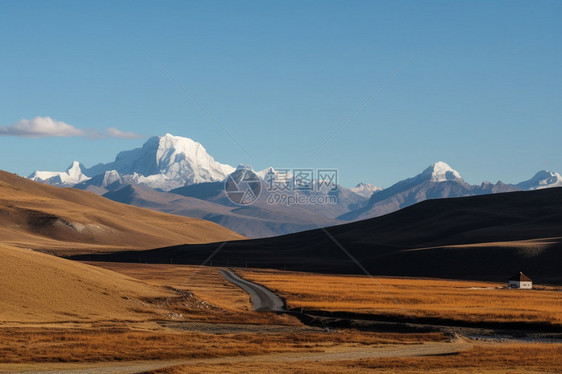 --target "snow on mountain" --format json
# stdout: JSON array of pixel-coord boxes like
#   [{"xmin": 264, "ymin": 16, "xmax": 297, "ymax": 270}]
[
  {"xmin": 516, "ymin": 170, "xmax": 562, "ymax": 190},
  {"xmin": 154, "ymin": 134, "xmax": 235, "ymax": 182},
  {"xmin": 420, "ymin": 161, "xmax": 463, "ymax": 182},
  {"xmin": 338, "ymin": 161, "xmax": 472, "ymax": 221},
  {"xmin": 73, "ymin": 169, "xmax": 133, "ymax": 194},
  {"xmin": 31, "ymin": 134, "xmax": 236, "ymax": 191},
  {"xmin": 95, "ymin": 134, "xmax": 235, "ymax": 190},
  {"xmin": 28, "ymin": 133, "xmax": 562, "ymax": 238},
  {"xmin": 350, "ymin": 183, "xmax": 383, "ymax": 198},
  {"xmin": 28, "ymin": 161, "xmax": 90, "ymax": 186},
  {"xmin": 473, "ymin": 181, "xmax": 520, "ymax": 195},
  {"xmin": 102, "ymin": 170, "xmax": 123, "ymax": 186}
]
